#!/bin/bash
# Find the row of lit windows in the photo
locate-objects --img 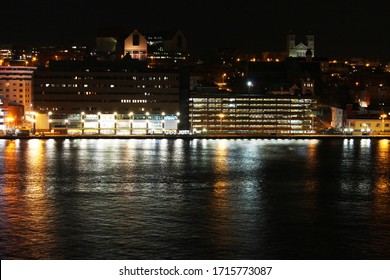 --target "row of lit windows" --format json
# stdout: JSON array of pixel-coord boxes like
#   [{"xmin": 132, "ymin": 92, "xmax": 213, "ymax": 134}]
[
  {"xmin": 37, "ymin": 91, "xmax": 178, "ymax": 97},
  {"xmin": 193, "ymin": 119, "xmax": 308, "ymax": 123},
  {"xmin": 0, "ymin": 88, "xmax": 30, "ymax": 92},
  {"xmin": 39, "ymin": 75, "xmax": 177, "ymax": 81},
  {"xmin": 39, "ymin": 83, "xmax": 174, "ymax": 89},
  {"xmin": 201, "ymin": 103, "xmax": 312, "ymax": 108},
  {"xmin": 192, "ymin": 98, "xmax": 314, "ymax": 103},
  {"xmin": 191, "ymin": 107, "xmax": 312, "ymax": 112},
  {"xmin": 121, "ymin": 99, "xmax": 148, "ymax": 103},
  {"xmin": 0, "ymin": 82, "xmax": 31, "ymax": 87},
  {"xmin": 193, "ymin": 102, "xmax": 315, "ymax": 105},
  {"xmin": 195, "ymin": 124, "xmax": 307, "ymax": 129},
  {"xmin": 191, "ymin": 109, "xmax": 312, "ymax": 114}
]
